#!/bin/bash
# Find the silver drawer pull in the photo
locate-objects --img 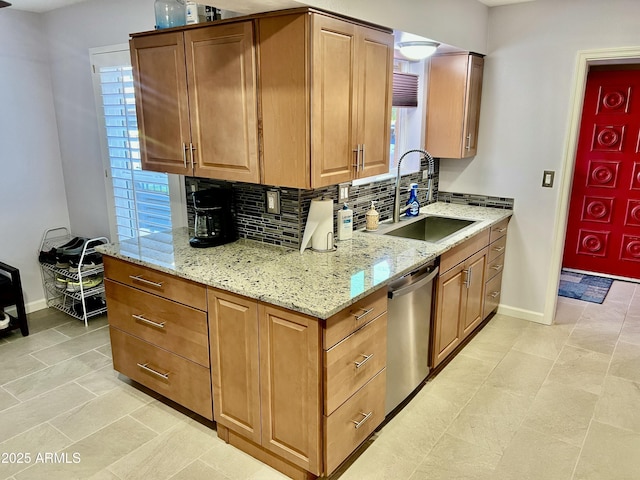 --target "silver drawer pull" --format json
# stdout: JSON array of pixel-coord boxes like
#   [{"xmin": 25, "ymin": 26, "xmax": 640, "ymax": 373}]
[
  {"xmin": 491, "ymin": 264, "xmax": 503, "ymax": 272},
  {"xmin": 354, "ymin": 307, "xmax": 374, "ymax": 321},
  {"xmin": 496, "ymin": 227, "xmax": 507, "ymax": 233},
  {"xmin": 354, "ymin": 353, "xmax": 374, "ymax": 369},
  {"xmin": 492, "ymin": 246, "xmax": 505, "ymax": 253},
  {"xmin": 489, "ymin": 291, "xmax": 500, "ymax": 298},
  {"xmin": 132, "ymin": 314, "xmax": 166, "ymax": 329},
  {"xmin": 129, "ymin": 275, "xmax": 163, "ymax": 288},
  {"xmin": 352, "ymin": 411, "xmax": 373, "ymax": 429},
  {"xmin": 137, "ymin": 362, "xmax": 169, "ymax": 380}
]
